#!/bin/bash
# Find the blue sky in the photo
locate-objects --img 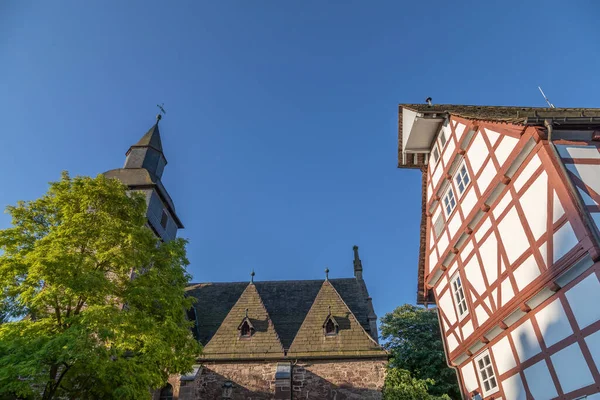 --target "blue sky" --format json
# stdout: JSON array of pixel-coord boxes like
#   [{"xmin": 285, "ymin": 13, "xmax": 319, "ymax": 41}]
[{"xmin": 1, "ymin": 1, "xmax": 599, "ymax": 325}]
